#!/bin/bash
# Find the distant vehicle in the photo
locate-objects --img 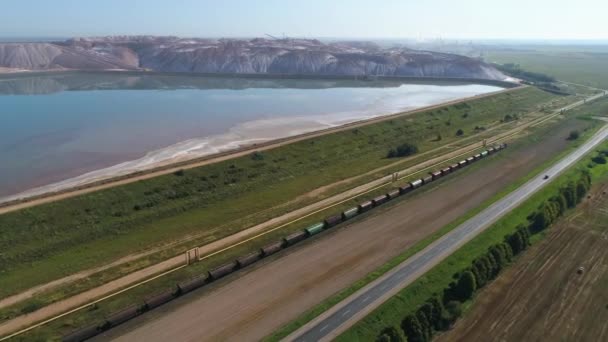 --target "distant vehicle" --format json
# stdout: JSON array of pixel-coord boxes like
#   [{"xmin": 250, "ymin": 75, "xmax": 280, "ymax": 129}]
[
  {"xmin": 577, "ymin": 266, "xmax": 585, "ymax": 274},
  {"xmin": 543, "ymin": 175, "xmax": 550, "ymax": 180}
]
